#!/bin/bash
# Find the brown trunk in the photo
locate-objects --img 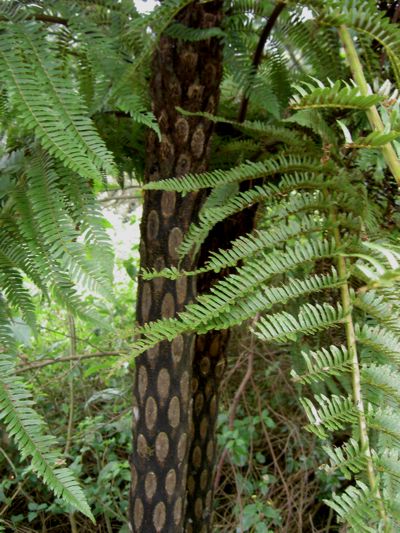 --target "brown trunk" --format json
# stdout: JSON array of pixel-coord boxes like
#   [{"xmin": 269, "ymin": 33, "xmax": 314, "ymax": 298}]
[
  {"xmin": 129, "ymin": 3, "xmax": 223, "ymax": 532},
  {"xmin": 184, "ymin": 207, "xmax": 257, "ymax": 532},
  {"xmin": 184, "ymin": 6, "xmax": 287, "ymax": 528}
]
